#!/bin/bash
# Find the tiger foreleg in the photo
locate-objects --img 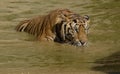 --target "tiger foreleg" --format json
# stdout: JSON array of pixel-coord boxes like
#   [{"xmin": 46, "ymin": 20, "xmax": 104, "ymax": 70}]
[
  {"xmin": 46, "ymin": 36, "xmax": 55, "ymax": 41},
  {"xmin": 37, "ymin": 32, "xmax": 56, "ymax": 42}
]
